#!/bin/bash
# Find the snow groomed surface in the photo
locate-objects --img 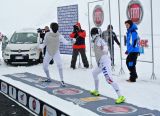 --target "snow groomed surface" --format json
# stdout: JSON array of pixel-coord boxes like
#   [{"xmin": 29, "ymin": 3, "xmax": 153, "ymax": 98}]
[{"xmin": 2, "ymin": 72, "xmax": 160, "ymax": 116}]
